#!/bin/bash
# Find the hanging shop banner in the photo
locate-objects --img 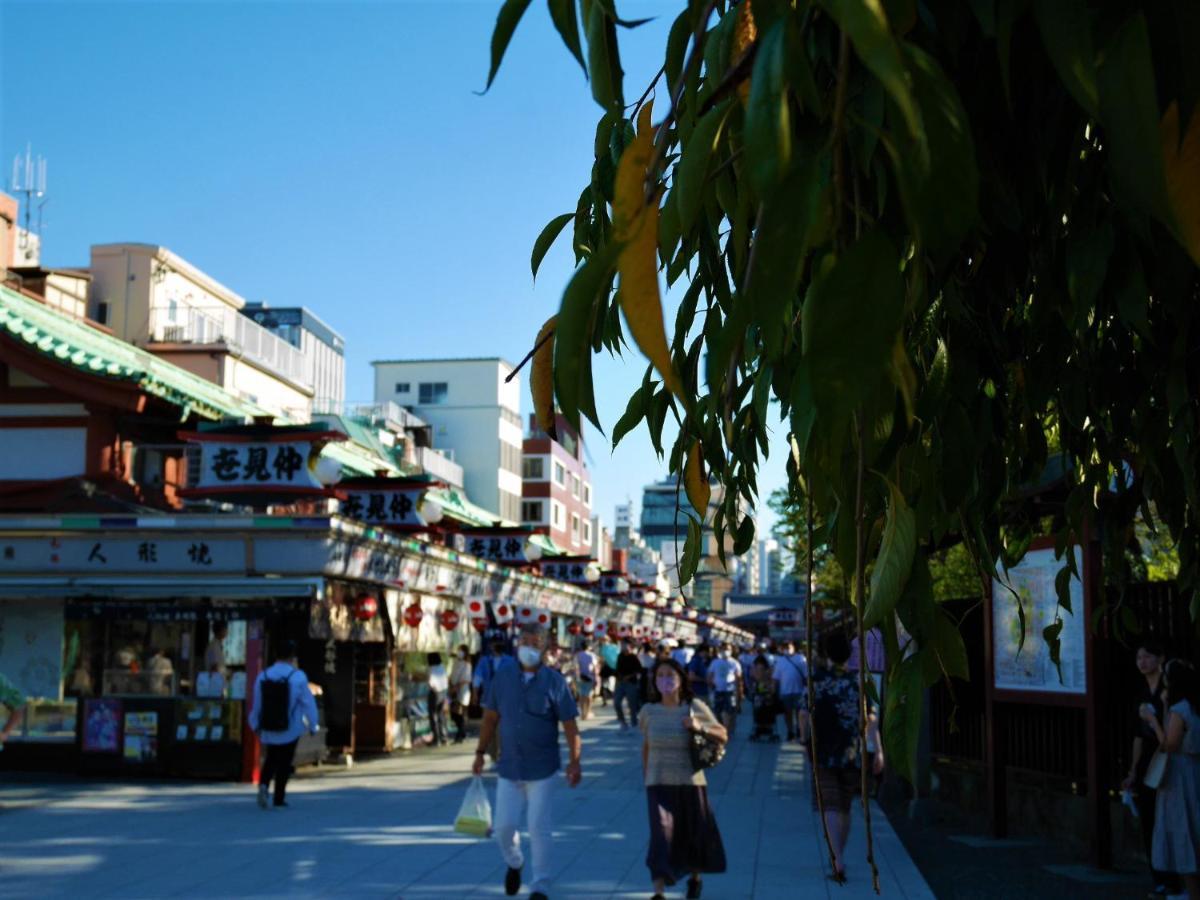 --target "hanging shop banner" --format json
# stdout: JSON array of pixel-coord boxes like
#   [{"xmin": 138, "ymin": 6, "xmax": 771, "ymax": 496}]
[
  {"xmin": 463, "ymin": 532, "xmax": 538, "ymax": 566},
  {"xmin": 490, "ymin": 600, "xmax": 514, "ymax": 624},
  {"xmin": 340, "ymin": 488, "xmax": 430, "ymax": 528},
  {"xmin": 599, "ymin": 573, "xmax": 630, "ymax": 596},
  {"xmin": 992, "ymin": 545, "xmax": 1087, "ymax": 695},
  {"xmin": 179, "ymin": 424, "xmax": 346, "ymax": 499},
  {"xmin": 540, "ymin": 558, "xmax": 600, "ymax": 585}
]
